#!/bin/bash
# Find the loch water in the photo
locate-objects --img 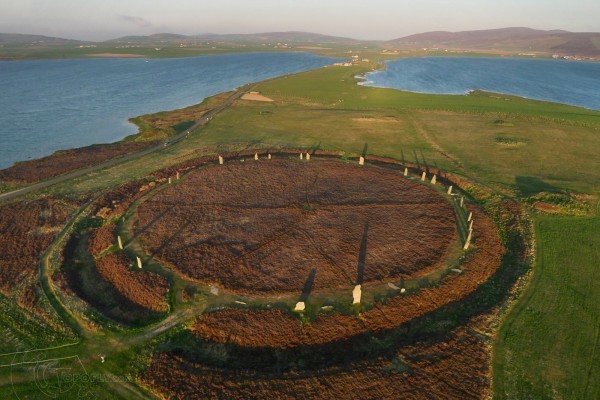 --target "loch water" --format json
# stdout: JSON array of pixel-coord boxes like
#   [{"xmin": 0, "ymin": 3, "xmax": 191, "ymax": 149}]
[
  {"xmin": 361, "ymin": 56, "xmax": 600, "ymax": 111},
  {"xmin": 0, "ymin": 52, "xmax": 338, "ymax": 169}
]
